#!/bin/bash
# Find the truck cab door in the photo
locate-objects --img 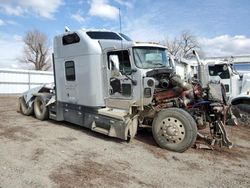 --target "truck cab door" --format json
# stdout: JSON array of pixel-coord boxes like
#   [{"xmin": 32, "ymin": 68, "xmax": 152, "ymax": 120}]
[
  {"xmin": 107, "ymin": 50, "xmax": 133, "ymax": 99},
  {"xmin": 208, "ymin": 64, "xmax": 231, "ymax": 96}
]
